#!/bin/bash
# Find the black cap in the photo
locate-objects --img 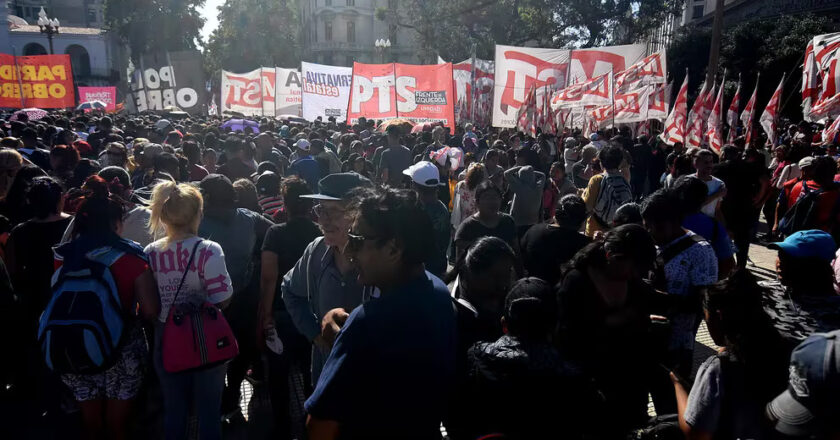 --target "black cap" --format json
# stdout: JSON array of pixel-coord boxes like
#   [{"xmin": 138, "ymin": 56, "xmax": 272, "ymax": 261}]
[{"xmin": 301, "ymin": 172, "xmax": 372, "ymax": 201}]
